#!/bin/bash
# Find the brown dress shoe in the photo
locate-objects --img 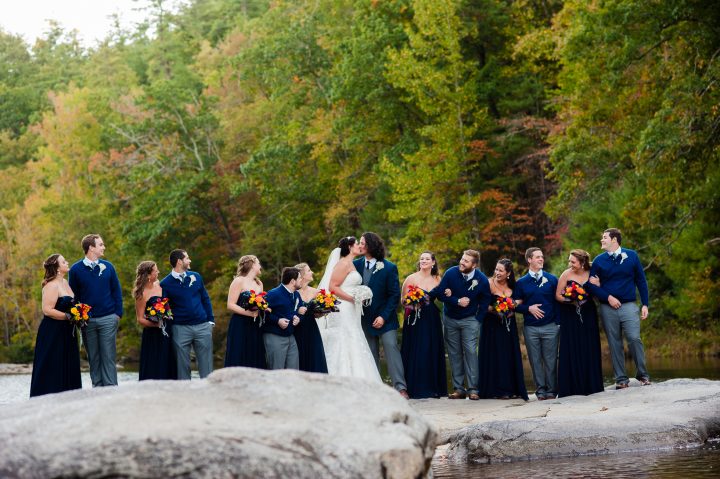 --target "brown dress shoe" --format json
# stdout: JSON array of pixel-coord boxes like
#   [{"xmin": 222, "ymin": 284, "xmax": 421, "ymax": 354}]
[
  {"xmin": 448, "ymin": 390, "xmax": 466, "ymax": 399},
  {"xmin": 468, "ymin": 393, "xmax": 480, "ymax": 401},
  {"xmin": 399, "ymin": 389, "xmax": 410, "ymax": 400}
]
